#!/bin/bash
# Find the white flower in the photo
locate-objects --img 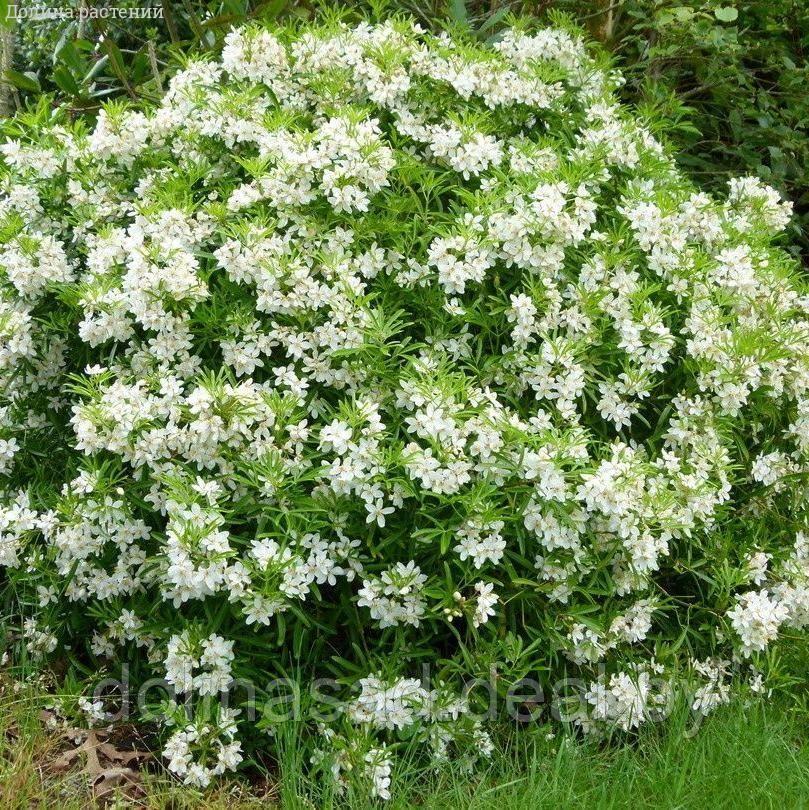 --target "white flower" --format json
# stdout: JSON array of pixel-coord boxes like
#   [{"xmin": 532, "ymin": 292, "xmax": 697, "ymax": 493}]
[
  {"xmin": 472, "ymin": 581, "xmax": 498, "ymax": 627},
  {"xmin": 365, "ymin": 499, "xmax": 394, "ymax": 527},
  {"xmin": 728, "ymin": 590, "xmax": 789, "ymax": 656}
]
